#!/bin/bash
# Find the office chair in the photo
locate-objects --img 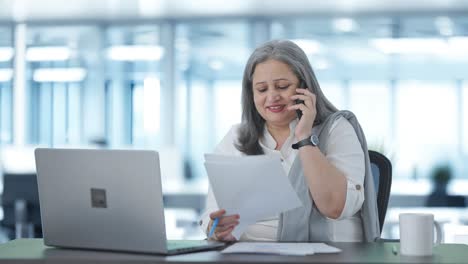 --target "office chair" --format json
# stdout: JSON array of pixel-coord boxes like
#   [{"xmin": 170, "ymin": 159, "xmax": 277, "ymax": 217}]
[
  {"xmin": 368, "ymin": 150, "xmax": 392, "ymax": 234},
  {"xmin": 1, "ymin": 172, "xmax": 42, "ymax": 239}
]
